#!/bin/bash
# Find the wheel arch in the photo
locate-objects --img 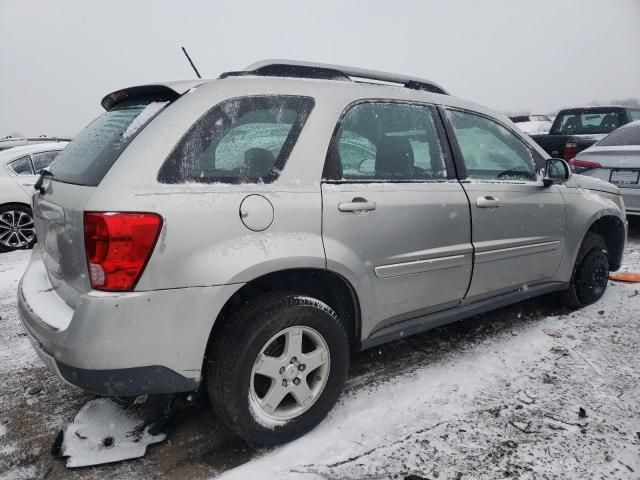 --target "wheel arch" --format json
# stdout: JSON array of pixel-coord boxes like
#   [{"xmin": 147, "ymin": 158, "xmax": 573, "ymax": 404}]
[
  {"xmin": 203, "ymin": 267, "xmax": 362, "ymax": 373},
  {"xmin": 585, "ymin": 214, "xmax": 626, "ymax": 271}
]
